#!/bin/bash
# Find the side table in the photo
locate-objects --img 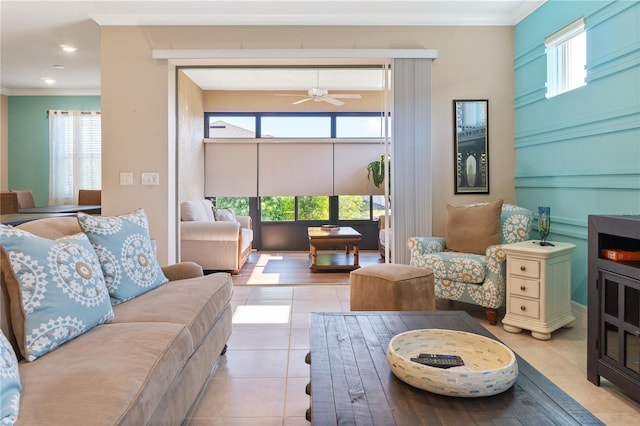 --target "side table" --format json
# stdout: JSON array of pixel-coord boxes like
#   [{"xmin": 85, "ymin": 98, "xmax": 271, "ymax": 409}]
[{"xmin": 502, "ymin": 240, "xmax": 576, "ymax": 340}]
